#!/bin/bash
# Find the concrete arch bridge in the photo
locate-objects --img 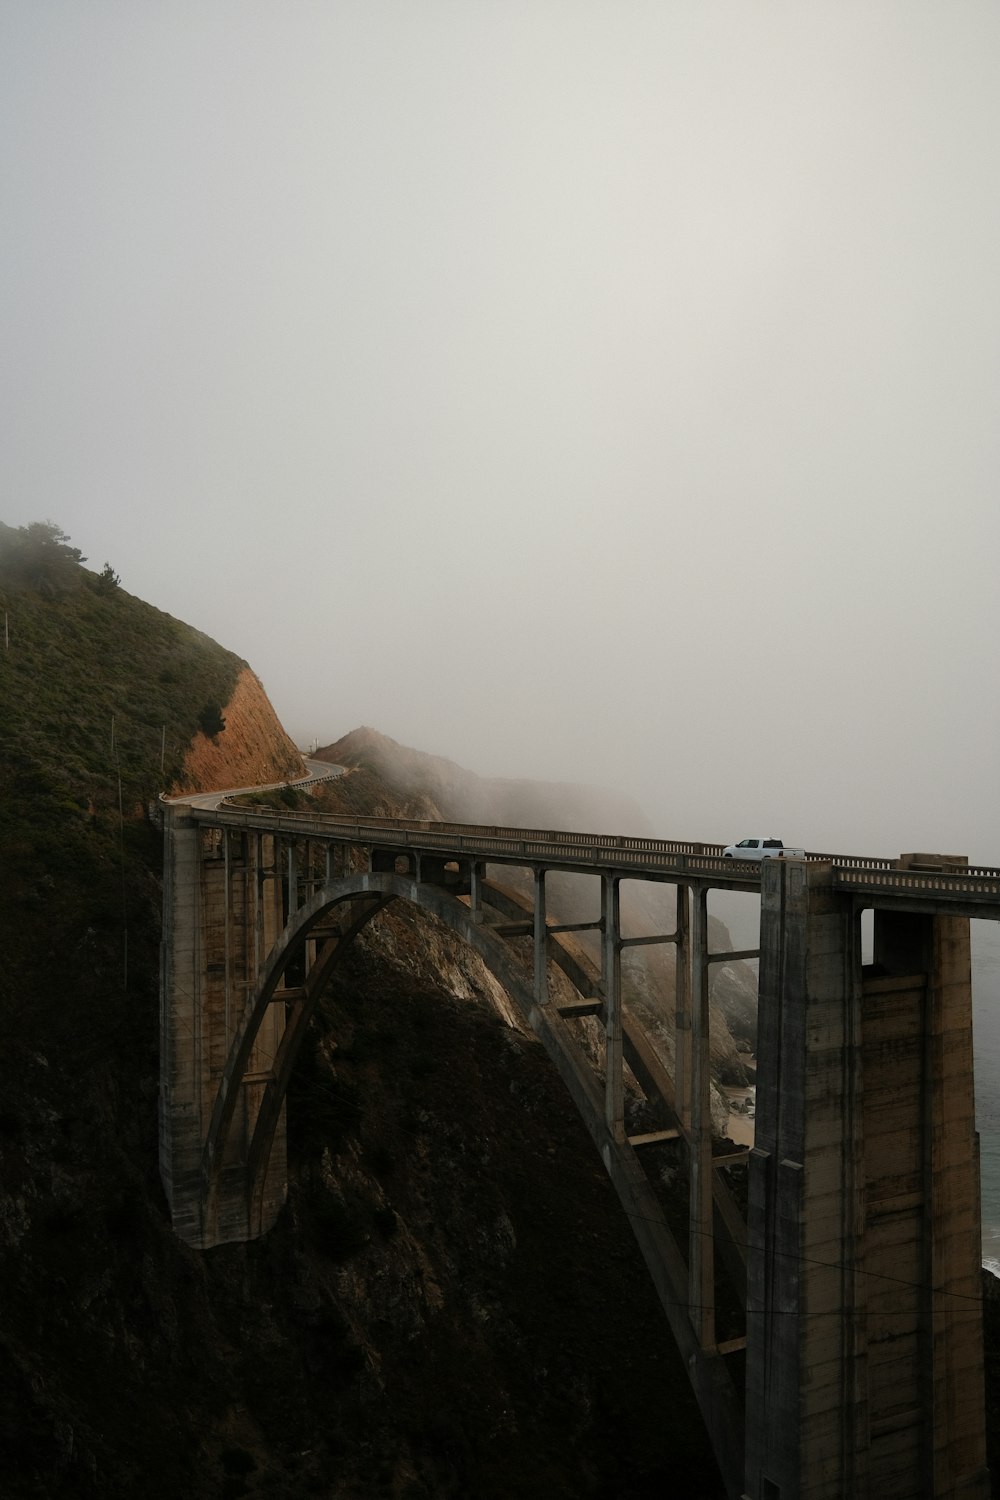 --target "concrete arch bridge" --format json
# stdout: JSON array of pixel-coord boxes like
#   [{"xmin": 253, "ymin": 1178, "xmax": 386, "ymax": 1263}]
[{"xmin": 159, "ymin": 798, "xmax": 1000, "ymax": 1500}]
